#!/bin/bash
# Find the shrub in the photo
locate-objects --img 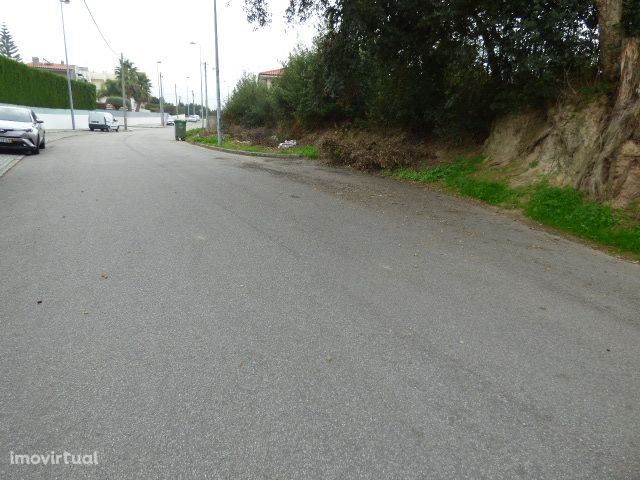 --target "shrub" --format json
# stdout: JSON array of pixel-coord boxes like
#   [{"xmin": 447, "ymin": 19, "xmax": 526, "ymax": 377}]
[
  {"xmin": 105, "ymin": 97, "xmax": 131, "ymax": 110},
  {"xmin": 223, "ymin": 74, "xmax": 275, "ymax": 128},
  {"xmin": 0, "ymin": 55, "xmax": 96, "ymax": 109}
]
